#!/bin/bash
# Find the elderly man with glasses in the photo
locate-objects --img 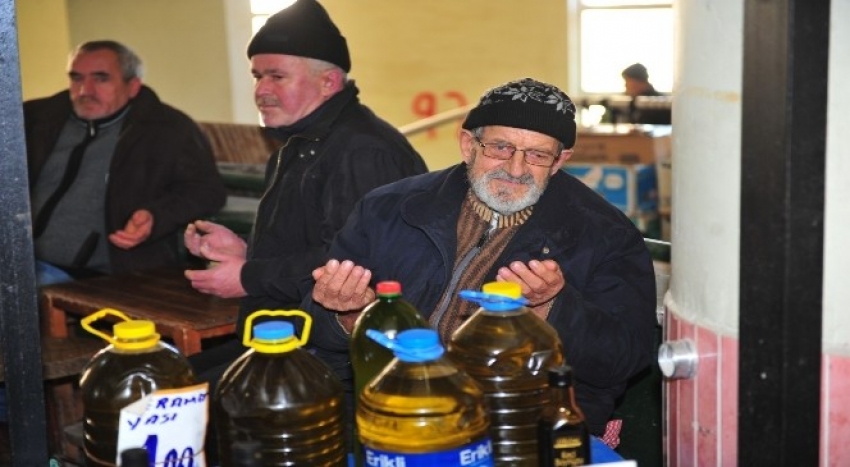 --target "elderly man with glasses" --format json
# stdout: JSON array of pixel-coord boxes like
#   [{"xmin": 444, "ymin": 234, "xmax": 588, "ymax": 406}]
[{"xmin": 303, "ymin": 77, "xmax": 656, "ymax": 444}]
